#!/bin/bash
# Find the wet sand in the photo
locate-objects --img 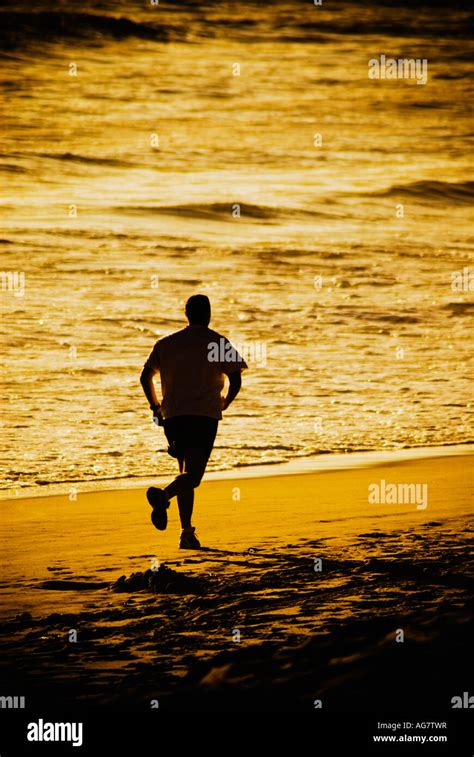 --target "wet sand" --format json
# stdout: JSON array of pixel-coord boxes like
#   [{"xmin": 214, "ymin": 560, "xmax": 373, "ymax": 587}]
[{"xmin": 0, "ymin": 454, "xmax": 472, "ymax": 712}]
